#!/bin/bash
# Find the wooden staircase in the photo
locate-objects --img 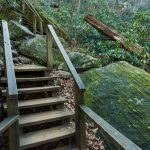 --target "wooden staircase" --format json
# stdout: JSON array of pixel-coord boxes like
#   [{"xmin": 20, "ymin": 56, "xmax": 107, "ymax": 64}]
[
  {"xmin": 1, "ymin": 65, "xmax": 76, "ymax": 149},
  {"xmin": 0, "ymin": 20, "xmax": 142, "ymax": 150}
]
